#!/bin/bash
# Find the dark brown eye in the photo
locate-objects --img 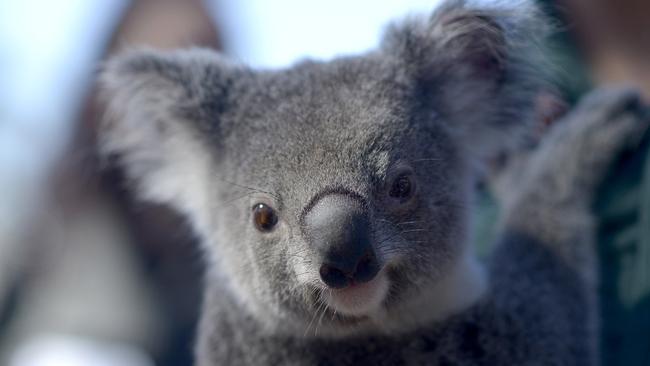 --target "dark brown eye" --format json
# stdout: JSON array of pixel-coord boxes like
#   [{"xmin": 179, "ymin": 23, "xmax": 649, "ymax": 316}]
[
  {"xmin": 389, "ymin": 174, "xmax": 415, "ymax": 201},
  {"xmin": 253, "ymin": 203, "xmax": 278, "ymax": 232}
]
